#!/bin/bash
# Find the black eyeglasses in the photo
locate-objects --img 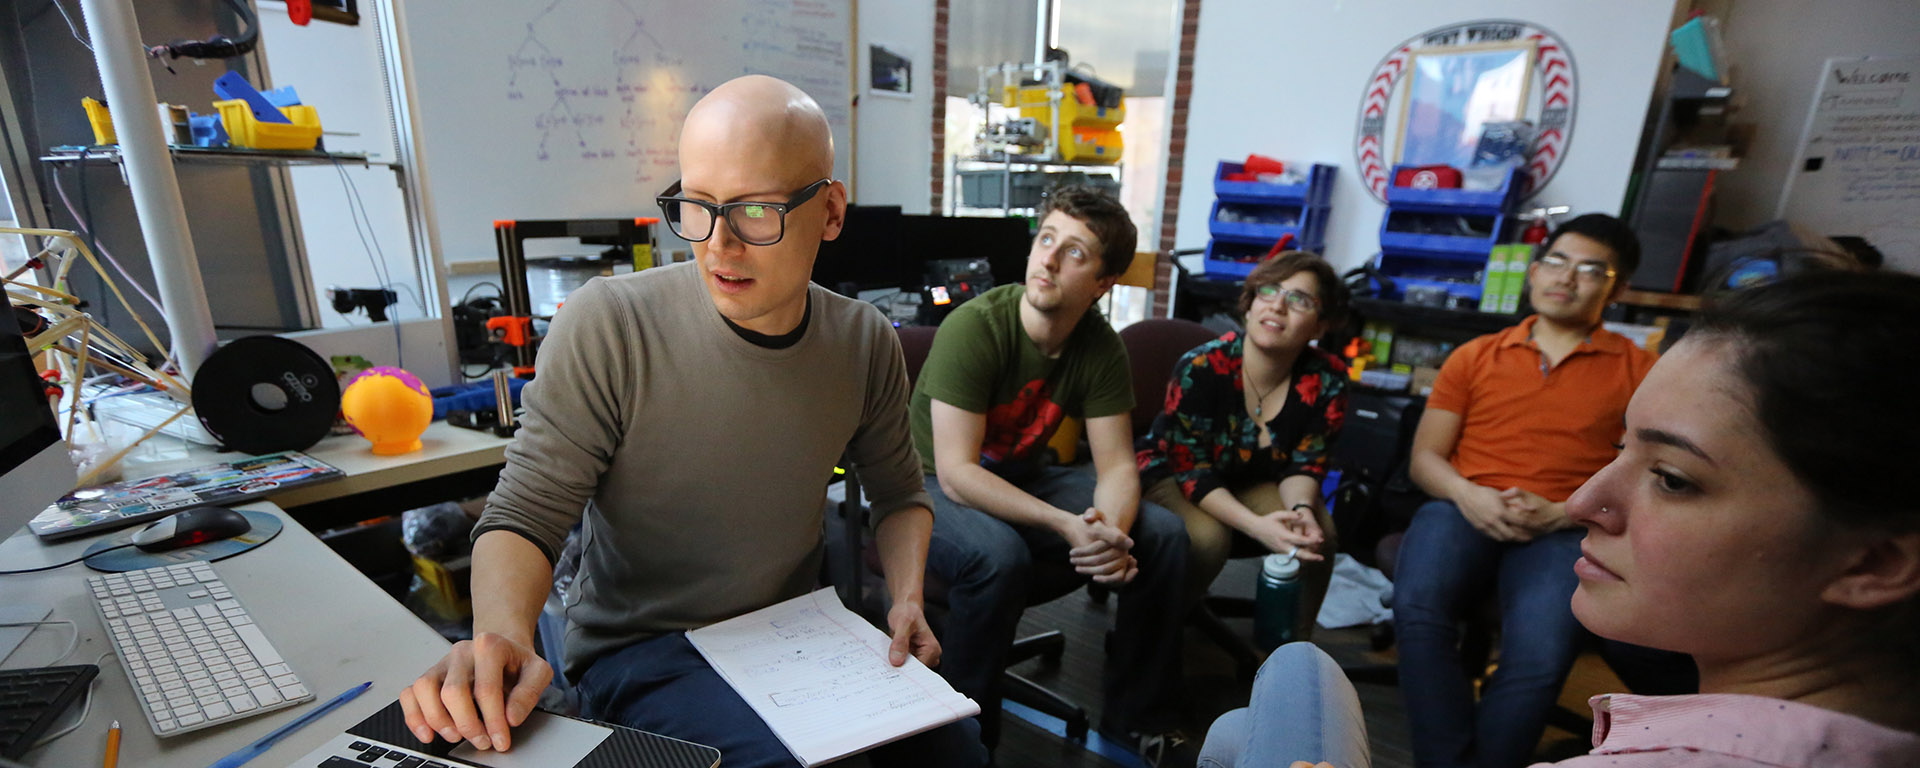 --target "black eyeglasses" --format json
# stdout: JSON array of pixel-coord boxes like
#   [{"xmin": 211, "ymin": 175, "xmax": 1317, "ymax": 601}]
[{"xmin": 655, "ymin": 178, "xmax": 831, "ymax": 246}]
